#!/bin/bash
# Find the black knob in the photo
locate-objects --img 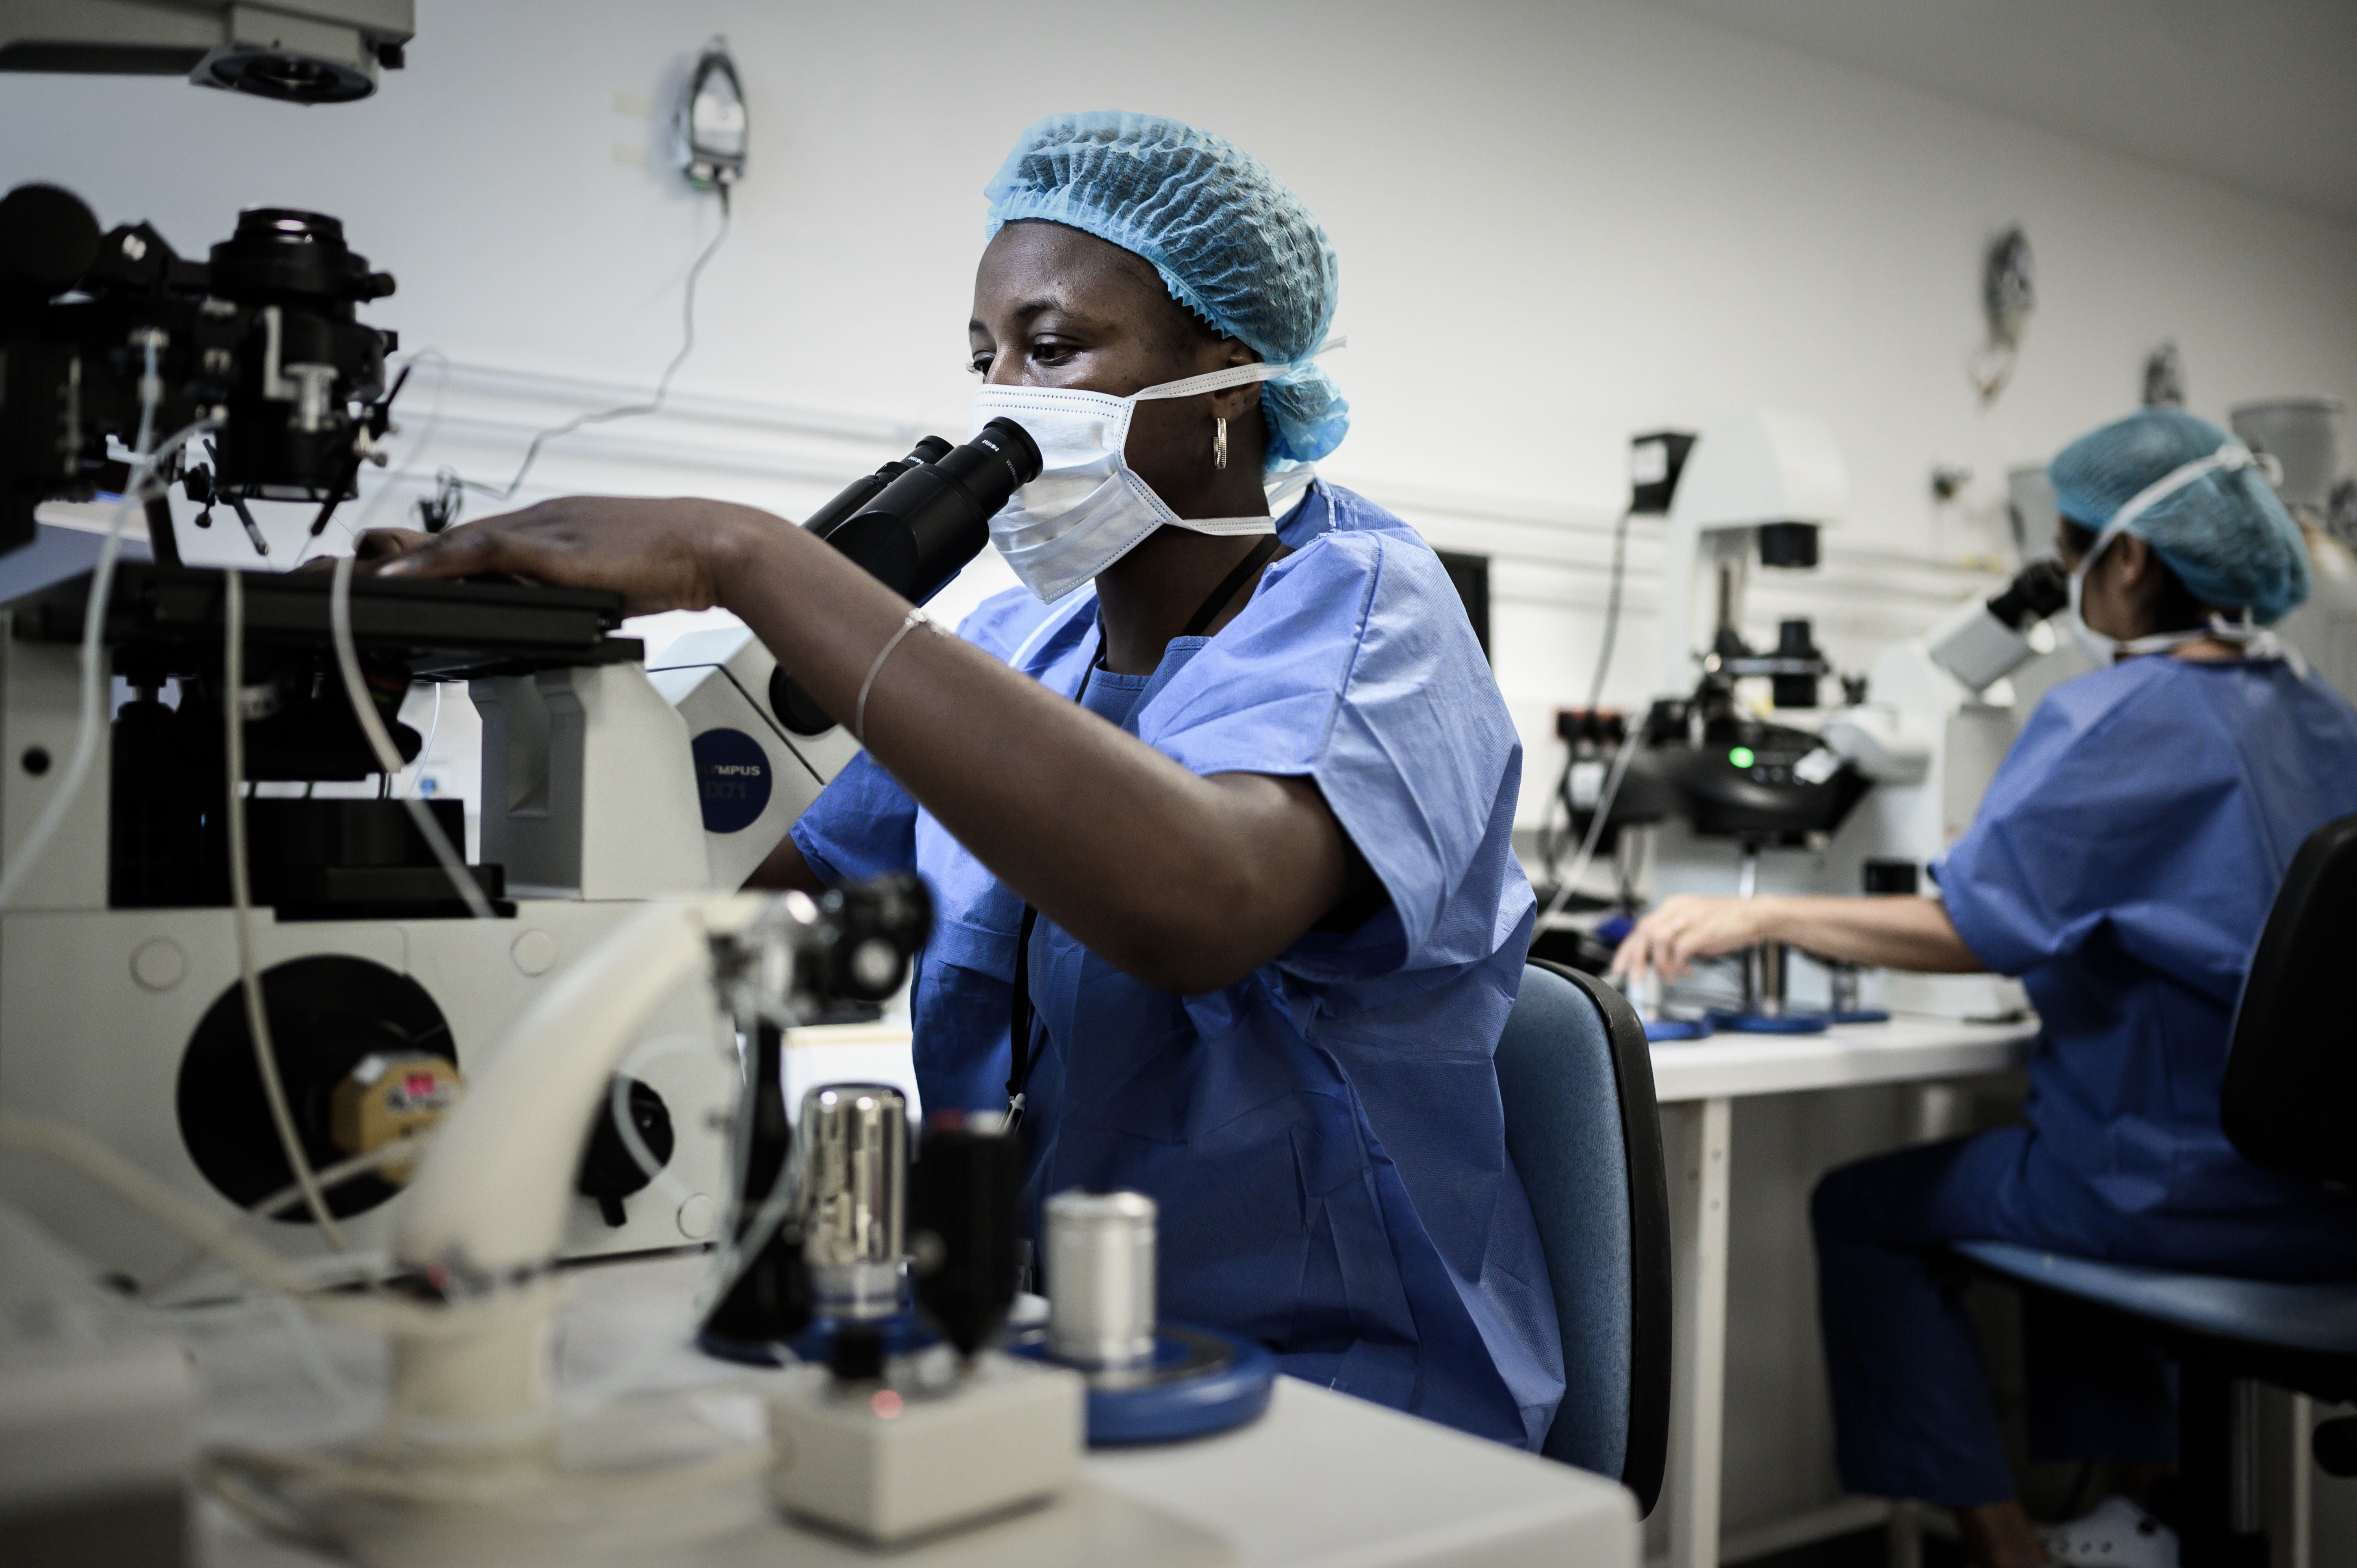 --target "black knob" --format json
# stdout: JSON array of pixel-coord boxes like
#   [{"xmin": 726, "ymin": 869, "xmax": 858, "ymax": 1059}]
[
  {"xmin": 1862, "ymin": 859, "xmax": 1921, "ymax": 896},
  {"xmin": 2316, "ymin": 1416, "xmax": 2357, "ymax": 1478},
  {"xmin": 0, "ymin": 184, "xmax": 101, "ymax": 298},
  {"xmin": 574, "ymin": 1078, "xmax": 675, "ymax": 1228}
]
